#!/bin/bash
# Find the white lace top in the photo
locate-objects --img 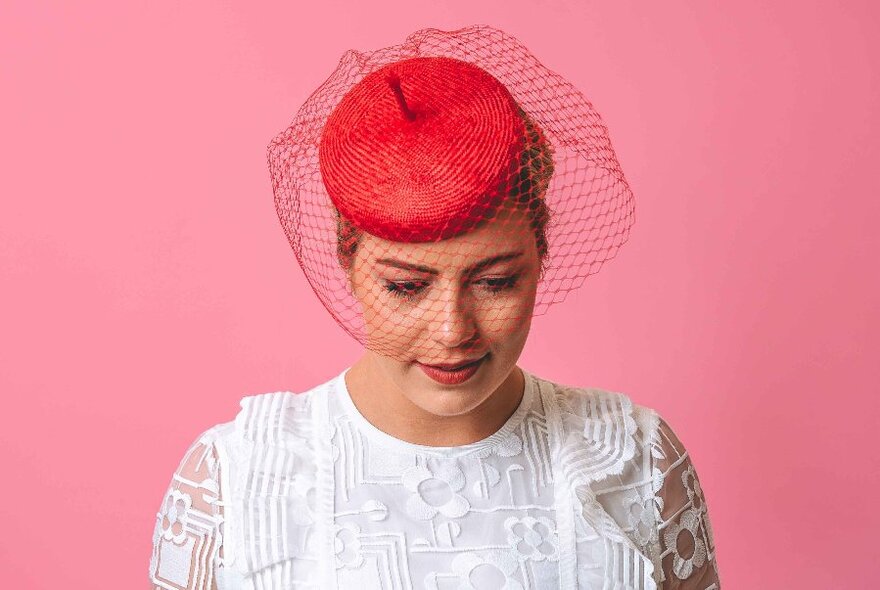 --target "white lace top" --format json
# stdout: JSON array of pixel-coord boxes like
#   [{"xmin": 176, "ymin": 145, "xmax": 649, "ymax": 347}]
[{"xmin": 149, "ymin": 367, "xmax": 721, "ymax": 589}]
